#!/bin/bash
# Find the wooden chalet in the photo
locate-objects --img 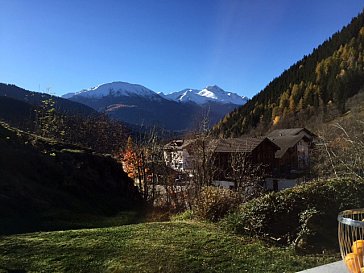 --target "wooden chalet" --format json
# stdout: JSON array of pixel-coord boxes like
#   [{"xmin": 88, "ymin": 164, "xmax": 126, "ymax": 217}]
[
  {"xmin": 163, "ymin": 128, "xmax": 317, "ymax": 192},
  {"xmin": 212, "ymin": 137, "xmax": 280, "ymax": 182},
  {"xmin": 267, "ymin": 128, "xmax": 316, "ymax": 174},
  {"xmin": 265, "ymin": 128, "xmax": 316, "ymax": 191}
]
